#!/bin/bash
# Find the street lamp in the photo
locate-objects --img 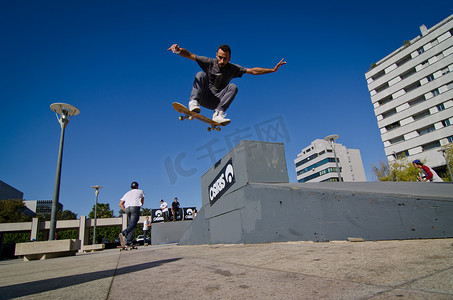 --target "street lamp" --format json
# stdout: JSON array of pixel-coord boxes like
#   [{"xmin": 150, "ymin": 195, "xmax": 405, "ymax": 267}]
[
  {"xmin": 49, "ymin": 103, "xmax": 80, "ymax": 240},
  {"xmin": 91, "ymin": 185, "xmax": 103, "ymax": 244},
  {"xmin": 324, "ymin": 134, "xmax": 342, "ymax": 182},
  {"xmin": 438, "ymin": 149, "xmax": 453, "ymax": 181}
]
